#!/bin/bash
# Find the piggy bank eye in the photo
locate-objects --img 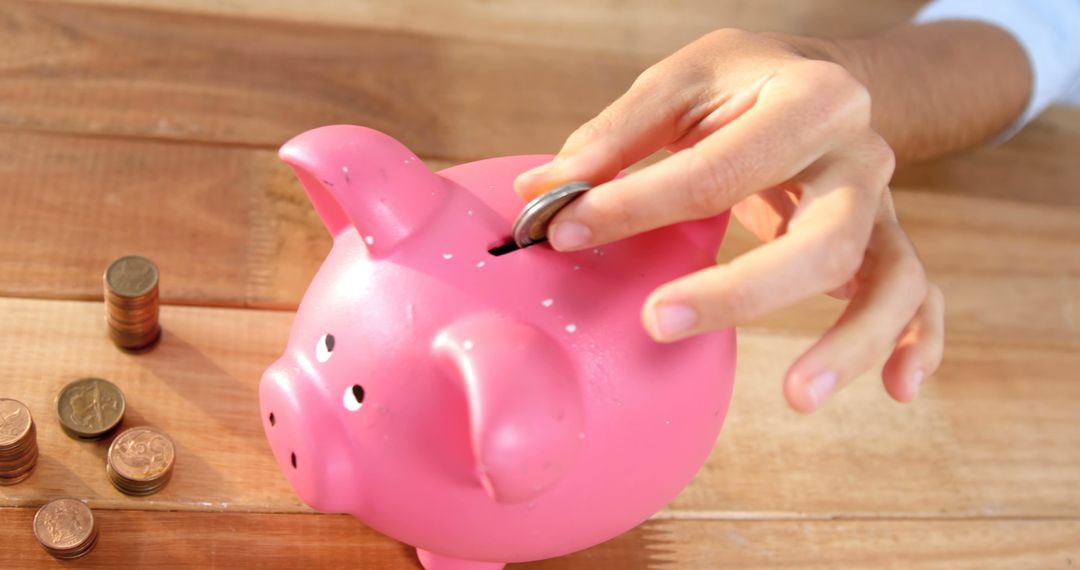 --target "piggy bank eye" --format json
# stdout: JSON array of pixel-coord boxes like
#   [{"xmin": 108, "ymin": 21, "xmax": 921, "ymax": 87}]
[
  {"xmin": 343, "ymin": 384, "xmax": 365, "ymax": 412},
  {"xmin": 316, "ymin": 333, "xmax": 335, "ymax": 363}
]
